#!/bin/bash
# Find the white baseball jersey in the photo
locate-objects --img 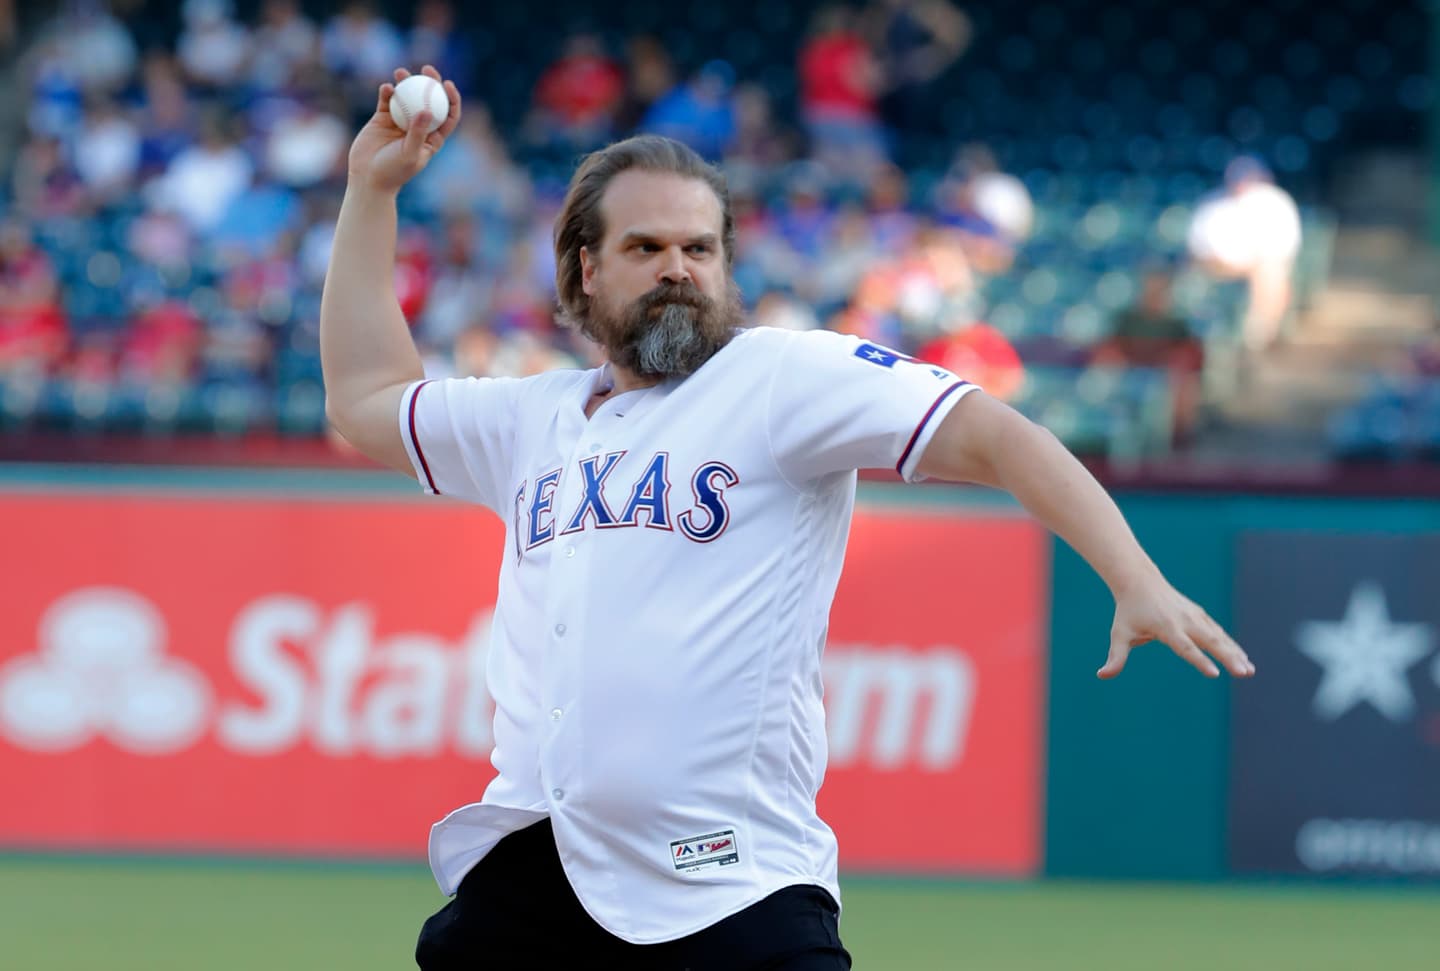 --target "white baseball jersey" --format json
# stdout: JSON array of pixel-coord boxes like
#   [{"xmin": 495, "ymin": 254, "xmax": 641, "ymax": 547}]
[{"xmin": 399, "ymin": 325, "xmax": 977, "ymax": 944}]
